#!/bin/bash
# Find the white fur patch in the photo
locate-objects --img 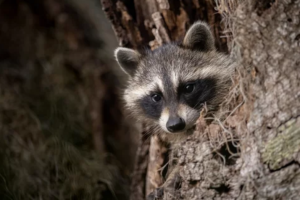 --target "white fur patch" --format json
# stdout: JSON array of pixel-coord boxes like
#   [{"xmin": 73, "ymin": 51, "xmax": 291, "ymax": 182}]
[
  {"xmin": 124, "ymin": 77, "xmax": 165, "ymax": 109},
  {"xmin": 159, "ymin": 108, "xmax": 170, "ymax": 133},
  {"xmin": 171, "ymin": 71, "xmax": 179, "ymax": 91},
  {"xmin": 177, "ymin": 104, "xmax": 187, "ymax": 122},
  {"xmin": 178, "ymin": 104, "xmax": 199, "ymax": 129},
  {"xmin": 200, "ymin": 66, "xmax": 219, "ymax": 77},
  {"xmin": 154, "ymin": 77, "xmax": 165, "ymax": 93}
]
